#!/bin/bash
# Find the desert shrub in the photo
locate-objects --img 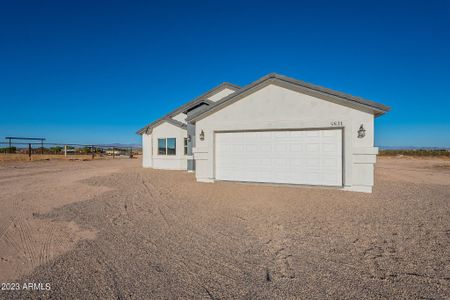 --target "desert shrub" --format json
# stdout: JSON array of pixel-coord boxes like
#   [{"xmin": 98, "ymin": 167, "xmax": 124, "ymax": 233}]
[
  {"xmin": 49, "ymin": 146, "xmax": 63, "ymax": 152},
  {"xmin": 379, "ymin": 149, "xmax": 450, "ymax": 157},
  {"xmin": 0, "ymin": 146, "xmax": 17, "ymax": 153}
]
